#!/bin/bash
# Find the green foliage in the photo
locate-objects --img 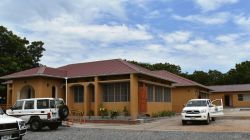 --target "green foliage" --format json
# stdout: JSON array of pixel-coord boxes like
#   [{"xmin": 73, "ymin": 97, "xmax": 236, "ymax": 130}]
[
  {"xmin": 0, "ymin": 26, "xmax": 45, "ymax": 76},
  {"xmin": 110, "ymin": 110, "xmax": 119, "ymax": 119},
  {"xmin": 122, "ymin": 106, "xmax": 129, "ymax": 116},
  {"xmin": 128, "ymin": 60, "xmax": 250, "ymax": 86},
  {"xmin": 127, "ymin": 60, "xmax": 182, "ymax": 74},
  {"xmin": 152, "ymin": 111, "xmax": 175, "ymax": 118}
]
